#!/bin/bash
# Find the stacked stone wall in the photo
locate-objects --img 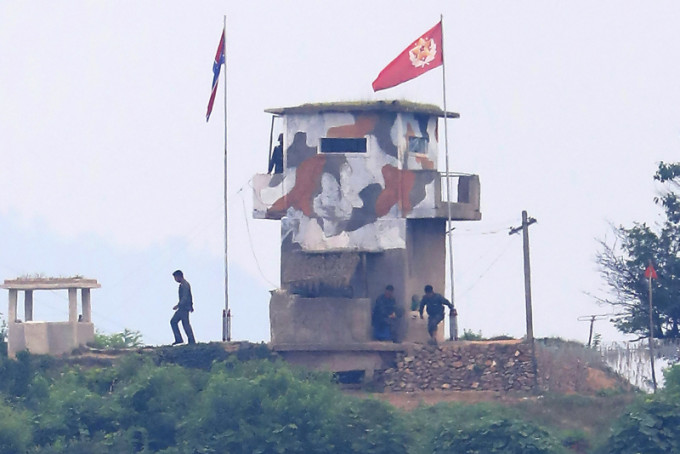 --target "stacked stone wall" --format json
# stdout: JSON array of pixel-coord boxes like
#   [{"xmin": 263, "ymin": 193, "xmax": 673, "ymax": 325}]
[{"xmin": 378, "ymin": 341, "xmax": 536, "ymax": 392}]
